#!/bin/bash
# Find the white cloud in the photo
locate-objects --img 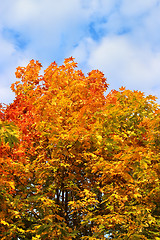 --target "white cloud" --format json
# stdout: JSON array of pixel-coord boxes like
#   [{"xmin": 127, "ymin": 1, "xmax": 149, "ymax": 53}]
[
  {"xmin": 141, "ymin": 4, "xmax": 160, "ymax": 49},
  {"xmin": 120, "ymin": 0, "xmax": 158, "ymax": 17},
  {"xmin": 87, "ymin": 35, "xmax": 160, "ymax": 92},
  {"xmin": 0, "ymin": 86, "xmax": 15, "ymax": 104},
  {"xmin": 1, "ymin": 1, "xmax": 86, "ymax": 57},
  {"xmin": 0, "ymin": 0, "xmax": 117, "ymax": 59},
  {"xmin": 80, "ymin": 0, "xmax": 116, "ymax": 15},
  {"xmin": 70, "ymin": 37, "xmax": 97, "ymax": 72},
  {"xmin": 3, "ymin": 0, "xmax": 37, "ymax": 26},
  {"xmin": 0, "ymin": 37, "xmax": 15, "ymax": 63}
]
